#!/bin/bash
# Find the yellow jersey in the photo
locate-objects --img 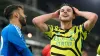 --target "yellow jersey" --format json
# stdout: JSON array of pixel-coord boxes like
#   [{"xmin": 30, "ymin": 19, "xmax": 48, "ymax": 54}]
[
  {"xmin": 44, "ymin": 24, "xmax": 89, "ymax": 56},
  {"xmin": 97, "ymin": 44, "xmax": 100, "ymax": 55}
]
